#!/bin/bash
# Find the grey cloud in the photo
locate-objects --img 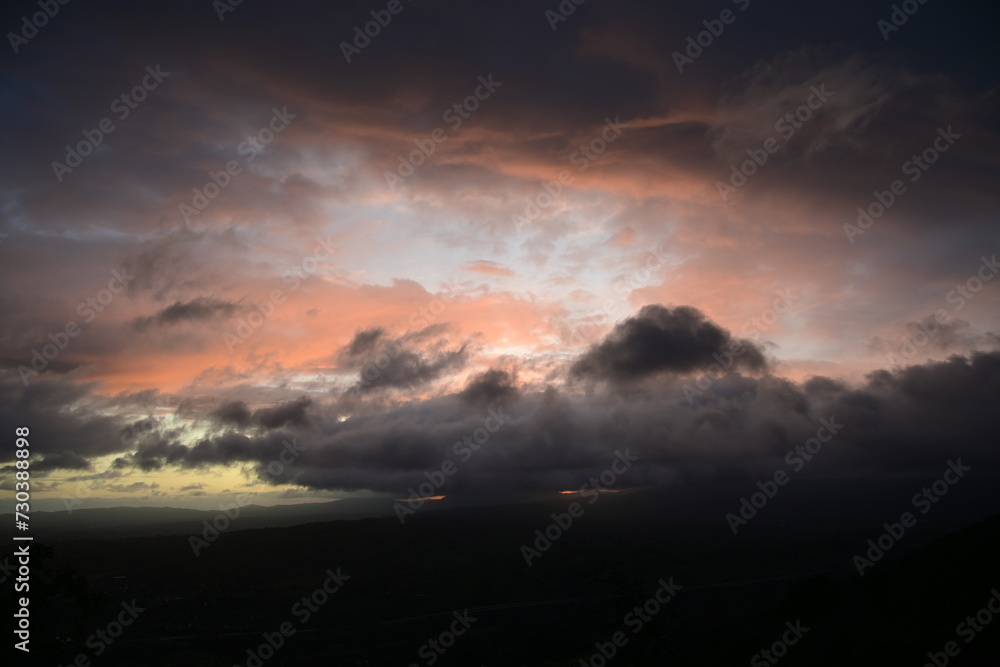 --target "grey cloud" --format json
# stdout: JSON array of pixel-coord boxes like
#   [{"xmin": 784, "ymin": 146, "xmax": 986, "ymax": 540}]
[
  {"xmin": 132, "ymin": 297, "xmax": 241, "ymax": 331},
  {"xmin": 103, "ymin": 350, "xmax": 1000, "ymax": 497},
  {"xmin": 570, "ymin": 305, "xmax": 767, "ymax": 383}
]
